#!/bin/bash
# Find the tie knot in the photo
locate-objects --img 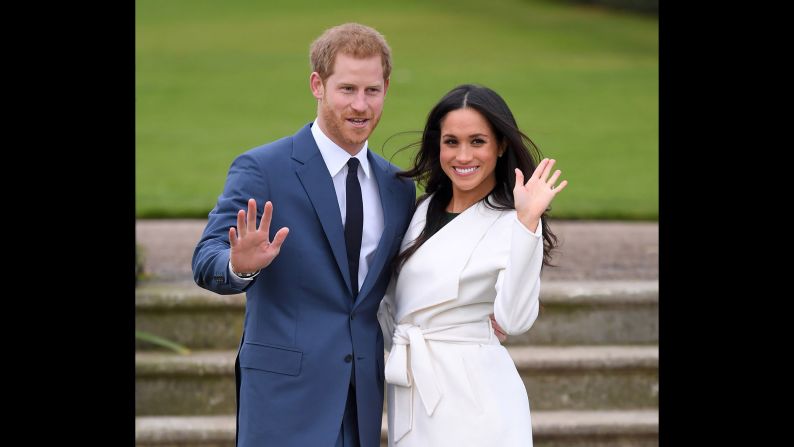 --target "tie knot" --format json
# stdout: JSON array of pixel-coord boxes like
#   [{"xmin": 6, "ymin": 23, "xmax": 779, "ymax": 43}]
[{"xmin": 347, "ymin": 157, "xmax": 360, "ymax": 171}]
